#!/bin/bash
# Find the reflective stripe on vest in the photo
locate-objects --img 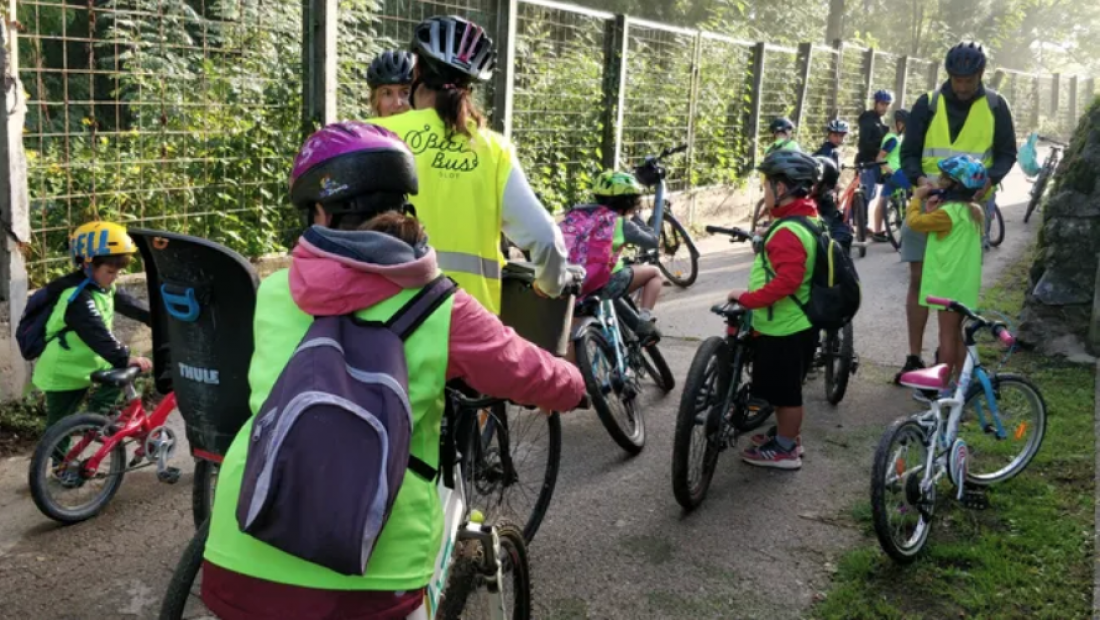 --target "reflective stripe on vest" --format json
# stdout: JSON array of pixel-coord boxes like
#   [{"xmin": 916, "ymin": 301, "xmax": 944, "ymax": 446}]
[
  {"xmin": 436, "ymin": 251, "xmax": 502, "ymax": 281},
  {"xmin": 921, "ymin": 89, "xmax": 995, "ymax": 177}
]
